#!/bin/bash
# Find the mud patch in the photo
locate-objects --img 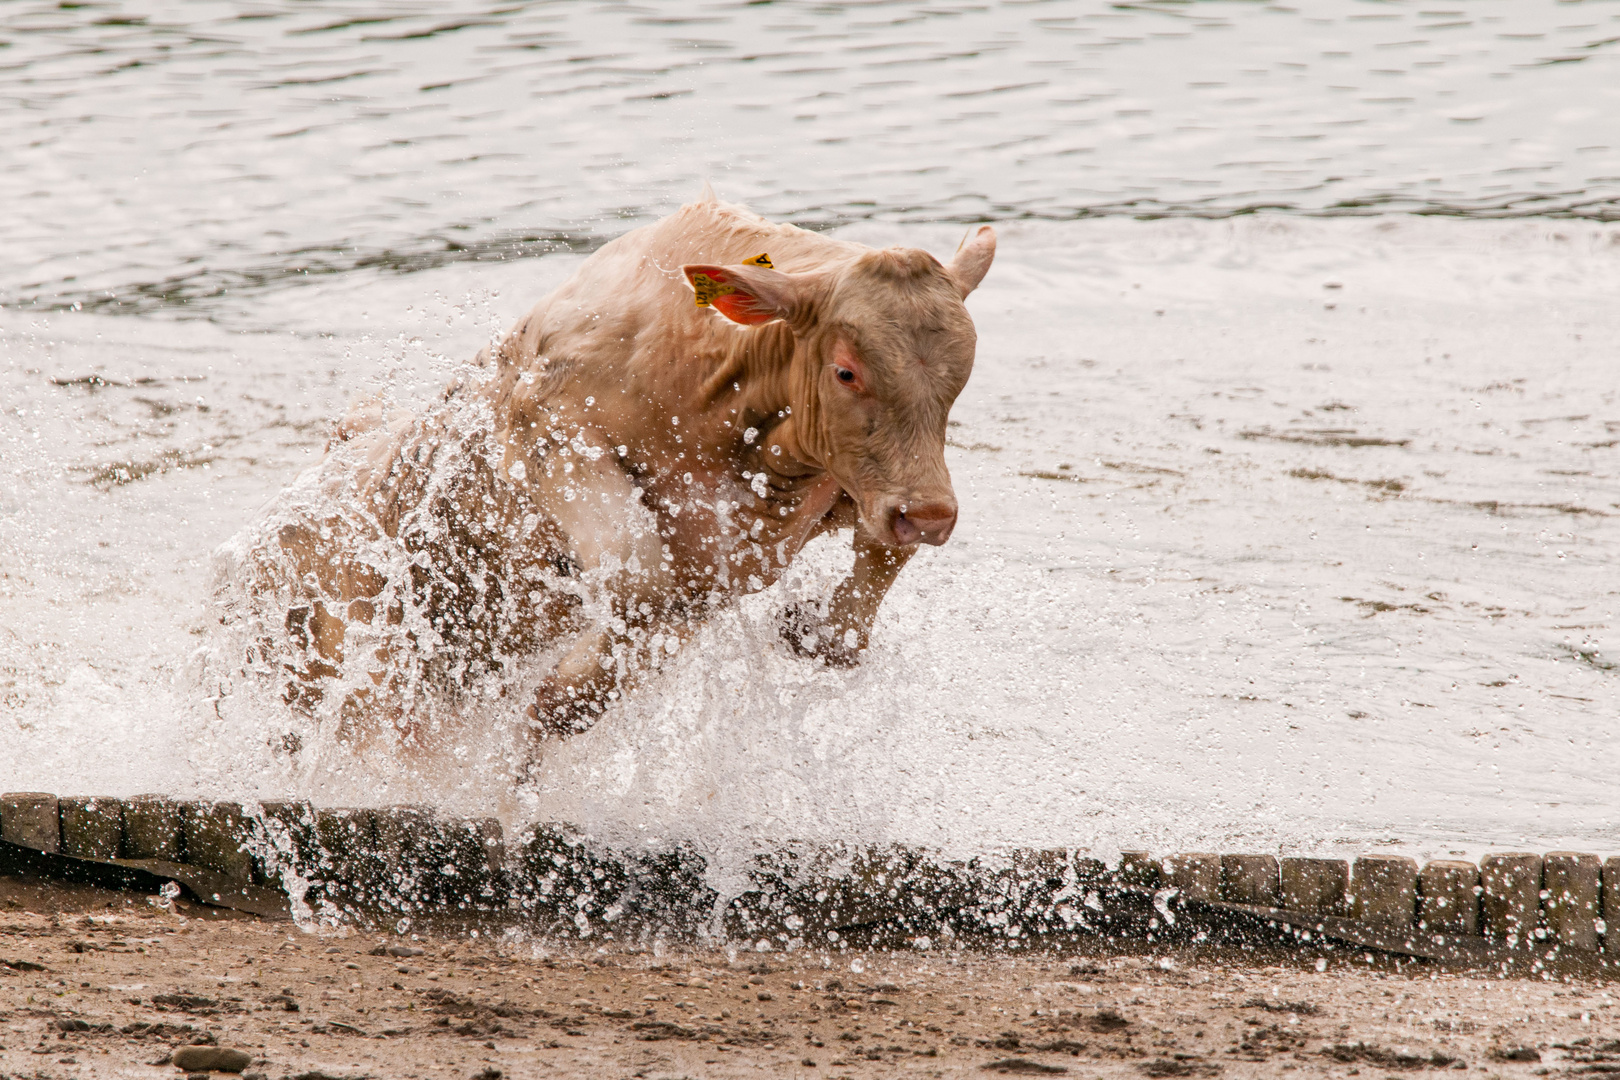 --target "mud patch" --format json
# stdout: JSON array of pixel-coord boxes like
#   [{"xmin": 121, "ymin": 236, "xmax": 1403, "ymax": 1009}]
[
  {"xmin": 148, "ymin": 992, "xmax": 242, "ymax": 1016},
  {"xmin": 1233, "ymin": 1022, "xmax": 1310, "ymax": 1060},
  {"xmin": 1288, "ymin": 467, "xmax": 1405, "ymax": 493},
  {"xmin": 1022, "ymin": 469, "xmax": 1092, "ymax": 483},
  {"xmin": 118, "ymin": 1022, "xmax": 216, "ymax": 1043},
  {"xmin": 419, "ymin": 987, "xmax": 534, "ymax": 1038},
  {"xmin": 1139, "ymin": 1058, "xmax": 1220, "ymax": 1077},
  {"xmin": 1241, "ymin": 428, "xmax": 1410, "ymax": 448},
  {"xmin": 1556, "ymin": 644, "xmax": 1615, "ymax": 672},
  {"xmin": 1243, "ymin": 997, "xmax": 1318, "ymax": 1015},
  {"xmin": 1320, "ymin": 1042, "xmax": 1462, "ymax": 1069},
  {"xmin": 83, "ymin": 447, "xmax": 220, "ymax": 488},
  {"xmin": 1339, "ymin": 596, "xmax": 1431, "ymax": 618}
]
